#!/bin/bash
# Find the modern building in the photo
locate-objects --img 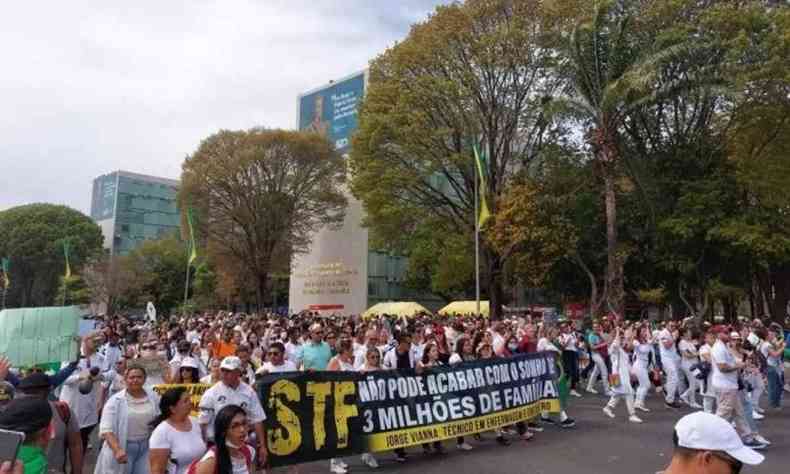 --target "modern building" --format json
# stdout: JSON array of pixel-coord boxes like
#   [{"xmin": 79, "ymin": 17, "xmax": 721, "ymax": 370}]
[
  {"xmin": 90, "ymin": 170, "xmax": 181, "ymax": 256},
  {"xmin": 288, "ymin": 71, "xmax": 443, "ymax": 315}
]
